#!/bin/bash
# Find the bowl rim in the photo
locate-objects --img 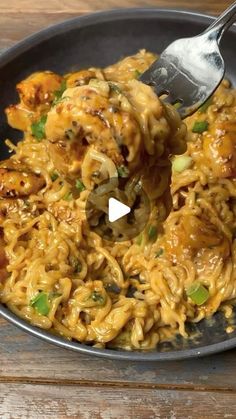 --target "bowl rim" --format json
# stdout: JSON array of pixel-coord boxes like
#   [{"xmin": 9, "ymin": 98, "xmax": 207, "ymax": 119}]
[
  {"xmin": 1, "ymin": 7, "xmax": 235, "ymax": 63},
  {"xmin": 1, "ymin": 7, "xmax": 236, "ymax": 361}
]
